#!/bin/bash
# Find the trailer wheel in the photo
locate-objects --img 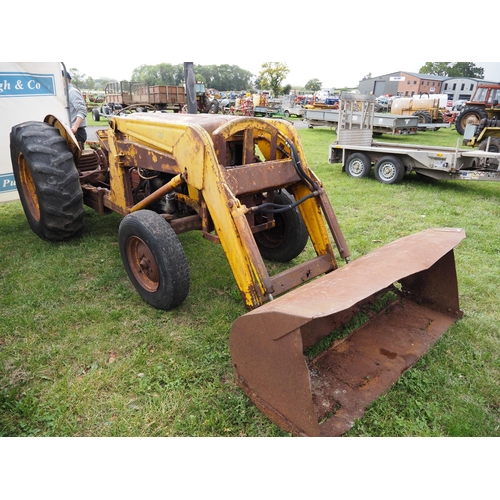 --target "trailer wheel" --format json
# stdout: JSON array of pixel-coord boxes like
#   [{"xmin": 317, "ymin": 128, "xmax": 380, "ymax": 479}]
[
  {"xmin": 118, "ymin": 210, "xmax": 190, "ymax": 310},
  {"xmin": 346, "ymin": 152, "xmax": 372, "ymax": 178},
  {"xmin": 374, "ymin": 155, "xmax": 405, "ymax": 184},
  {"xmin": 92, "ymin": 108, "xmax": 100, "ymax": 121},
  {"xmin": 254, "ymin": 190, "xmax": 308, "ymax": 262},
  {"xmin": 10, "ymin": 121, "xmax": 84, "ymax": 241},
  {"xmin": 284, "ymin": 110, "xmax": 290, "ymax": 118},
  {"xmin": 455, "ymin": 106, "xmax": 488, "ymax": 135}
]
